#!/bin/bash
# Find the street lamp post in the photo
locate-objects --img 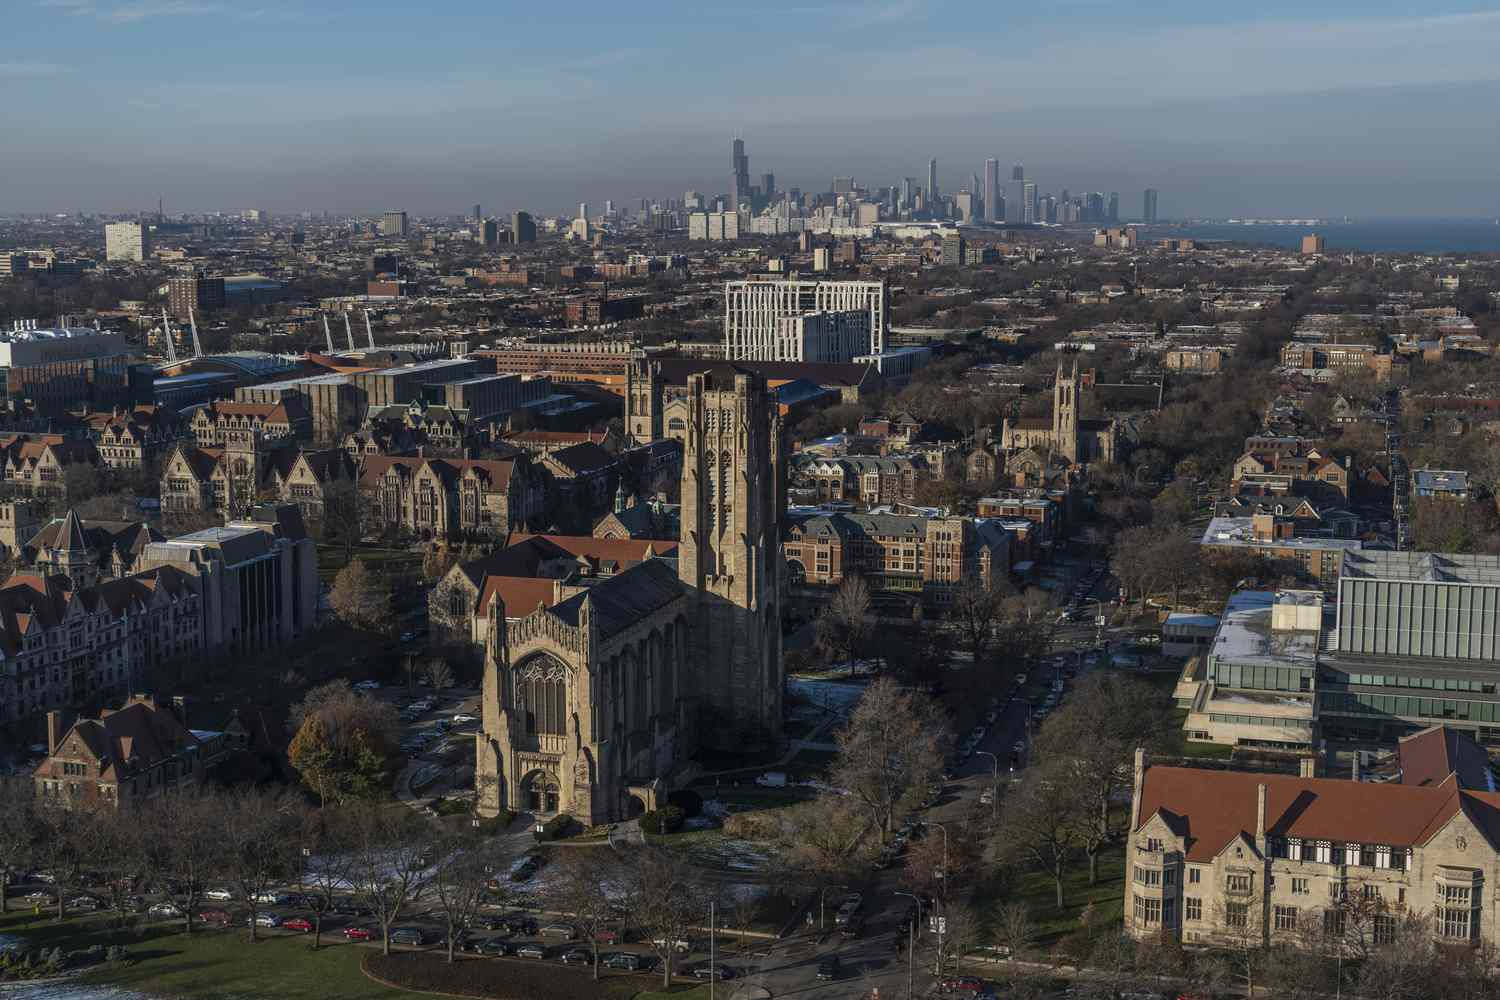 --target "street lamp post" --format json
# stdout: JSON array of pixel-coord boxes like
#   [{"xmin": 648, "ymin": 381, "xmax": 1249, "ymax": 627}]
[
  {"xmin": 928, "ymin": 821, "xmax": 950, "ymax": 980},
  {"xmin": 974, "ymin": 751, "xmax": 999, "ymax": 824},
  {"xmin": 893, "ymin": 891, "xmax": 918, "ymax": 1000},
  {"xmin": 709, "ymin": 900, "xmax": 716, "ymax": 1000}
]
